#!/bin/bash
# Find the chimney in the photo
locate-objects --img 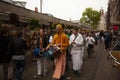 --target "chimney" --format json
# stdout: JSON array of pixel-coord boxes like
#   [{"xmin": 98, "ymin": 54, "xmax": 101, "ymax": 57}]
[{"xmin": 35, "ymin": 7, "xmax": 38, "ymax": 12}]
